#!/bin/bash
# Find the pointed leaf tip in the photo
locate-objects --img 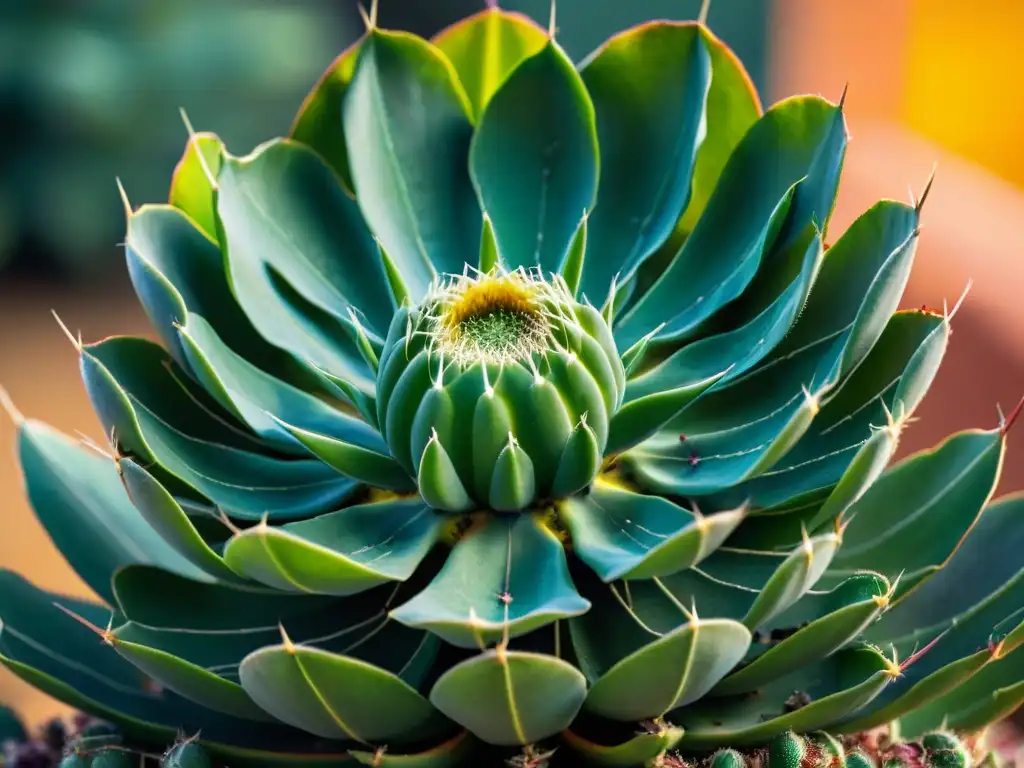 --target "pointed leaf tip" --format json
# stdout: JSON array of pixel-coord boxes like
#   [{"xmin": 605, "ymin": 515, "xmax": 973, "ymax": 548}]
[
  {"xmin": 1001, "ymin": 394, "xmax": 1024, "ymax": 436},
  {"xmin": 699, "ymin": 0, "xmax": 712, "ymax": 25},
  {"xmin": 916, "ymin": 162, "xmax": 938, "ymax": 212},
  {"xmin": 0, "ymin": 386, "xmax": 24, "ymax": 426},
  {"xmin": 947, "ymin": 278, "xmax": 973, "ymax": 322},
  {"xmin": 50, "ymin": 310, "xmax": 82, "ymax": 353},
  {"xmin": 178, "ymin": 108, "xmax": 219, "ymax": 191},
  {"xmin": 418, "ymin": 433, "xmax": 474, "ymax": 512},
  {"xmin": 115, "ymin": 177, "xmax": 132, "ymax": 219},
  {"xmin": 52, "ymin": 602, "xmax": 115, "ymax": 645},
  {"xmin": 357, "ymin": 0, "xmax": 378, "ymax": 31}
]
